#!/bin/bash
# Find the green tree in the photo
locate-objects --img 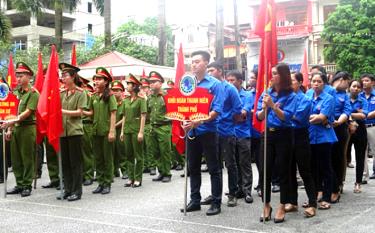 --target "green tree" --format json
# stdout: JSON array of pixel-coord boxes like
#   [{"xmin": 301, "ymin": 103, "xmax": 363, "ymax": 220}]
[
  {"xmin": 322, "ymin": 0, "xmax": 375, "ymax": 78},
  {"xmin": 77, "ymin": 18, "xmax": 174, "ymax": 67},
  {"xmin": 0, "ymin": 11, "xmax": 12, "ymax": 44}
]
